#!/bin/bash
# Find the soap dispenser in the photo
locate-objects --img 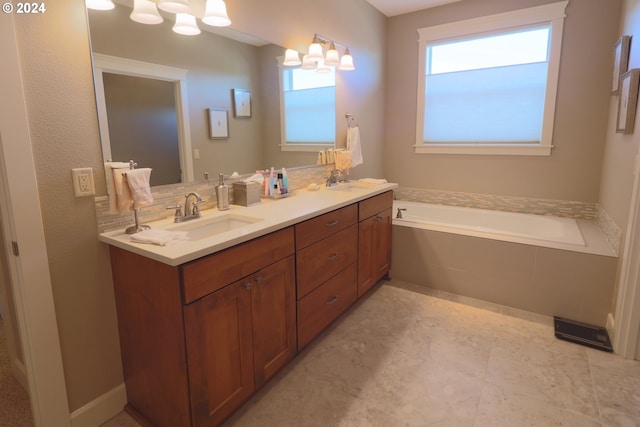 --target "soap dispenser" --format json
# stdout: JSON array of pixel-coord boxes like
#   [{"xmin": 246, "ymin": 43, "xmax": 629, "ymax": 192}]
[{"xmin": 216, "ymin": 173, "xmax": 229, "ymax": 211}]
